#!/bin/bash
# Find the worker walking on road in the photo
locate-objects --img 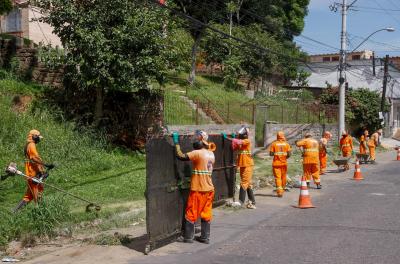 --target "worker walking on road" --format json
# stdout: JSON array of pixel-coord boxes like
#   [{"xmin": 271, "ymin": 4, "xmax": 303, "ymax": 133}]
[
  {"xmin": 339, "ymin": 130, "xmax": 353, "ymax": 170},
  {"xmin": 319, "ymin": 131, "xmax": 332, "ymax": 175},
  {"xmin": 360, "ymin": 130, "xmax": 369, "ymax": 155},
  {"xmin": 173, "ymin": 131, "xmax": 215, "ymax": 244},
  {"xmin": 368, "ymin": 129, "xmax": 382, "ymax": 163},
  {"xmin": 13, "ymin": 129, "xmax": 54, "ymax": 213},
  {"xmin": 269, "ymin": 131, "xmax": 291, "ymax": 197},
  {"xmin": 296, "ymin": 132, "xmax": 321, "ymax": 189}
]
